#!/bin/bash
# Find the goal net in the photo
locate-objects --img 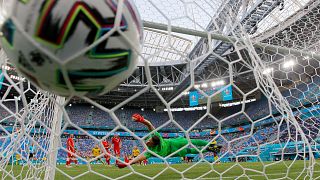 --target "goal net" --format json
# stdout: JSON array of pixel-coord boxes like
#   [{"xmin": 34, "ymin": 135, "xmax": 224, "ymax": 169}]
[{"xmin": 0, "ymin": 0, "xmax": 320, "ymax": 179}]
